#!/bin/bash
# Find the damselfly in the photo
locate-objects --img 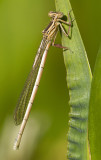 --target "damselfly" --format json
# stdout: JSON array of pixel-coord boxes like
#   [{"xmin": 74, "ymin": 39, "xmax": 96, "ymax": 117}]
[{"xmin": 13, "ymin": 11, "xmax": 73, "ymax": 150}]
